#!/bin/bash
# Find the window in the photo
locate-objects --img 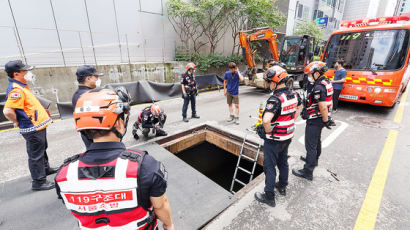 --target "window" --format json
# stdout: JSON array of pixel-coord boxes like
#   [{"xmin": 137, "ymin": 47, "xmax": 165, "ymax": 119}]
[
  {"xmin": 327, "ymin": 0, "xmax": 333, "ymax": 6},
  {"xmin": 303, "ymin": 6, "xmax": 310, "ymax": 20},
  {"xmin": 297, "ymin": 4, "xmax": 303, "ymax": 18},
  {"xmin": 318, "ymin": 10, "xmax": 324, "ymax": 18}
]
